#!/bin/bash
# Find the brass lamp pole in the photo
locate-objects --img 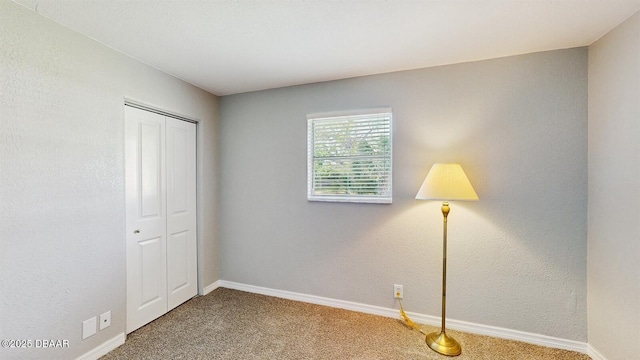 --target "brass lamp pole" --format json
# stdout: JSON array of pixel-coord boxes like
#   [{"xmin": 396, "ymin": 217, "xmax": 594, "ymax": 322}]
[{"xmin": 416, "ymin": 163, "xmax": 478, "ymax": 357}]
